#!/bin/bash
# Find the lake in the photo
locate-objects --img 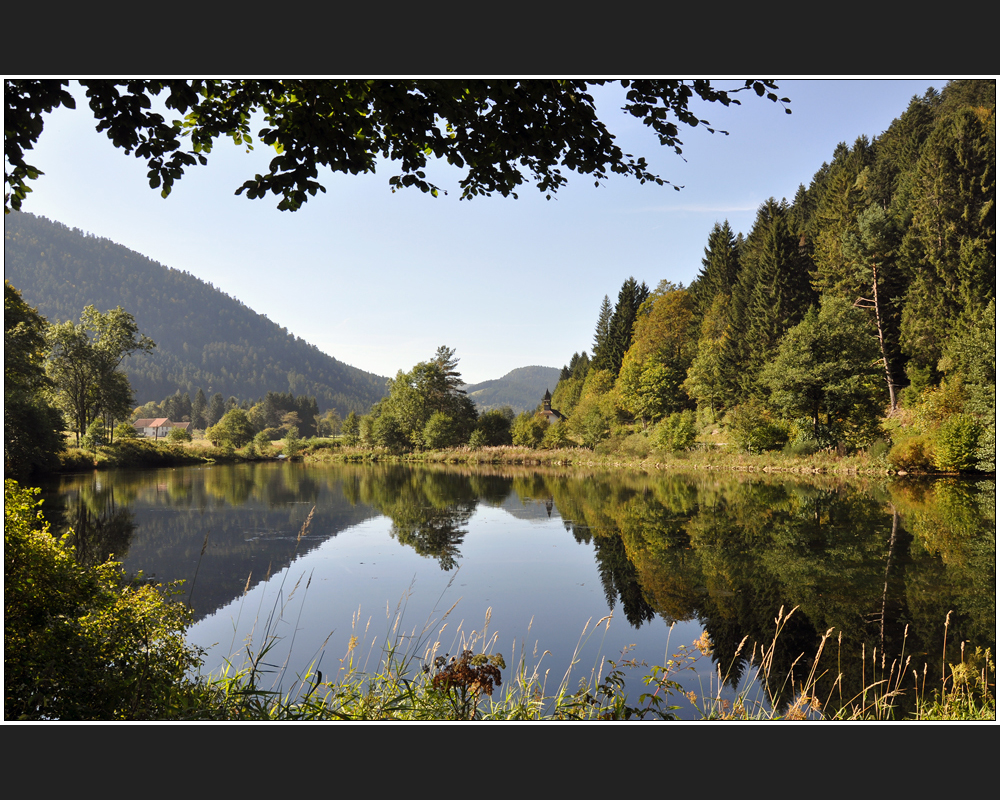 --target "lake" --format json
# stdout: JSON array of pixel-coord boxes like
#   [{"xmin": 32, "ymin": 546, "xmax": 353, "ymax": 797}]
[{"xmin": 38, "ymin": 461, "xmax": 995, "ymax": 719}]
